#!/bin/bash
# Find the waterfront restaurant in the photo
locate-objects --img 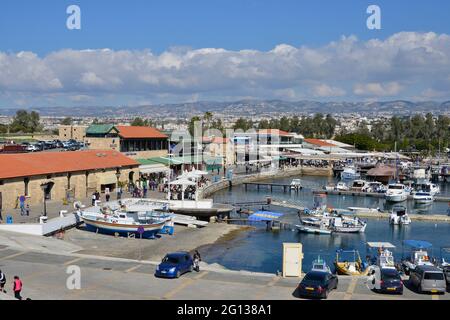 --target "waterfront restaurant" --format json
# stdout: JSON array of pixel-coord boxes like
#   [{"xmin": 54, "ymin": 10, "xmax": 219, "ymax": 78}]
[{"xmin": 0, "ymin": 150, "xmax": 139, "ymax": 211}]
